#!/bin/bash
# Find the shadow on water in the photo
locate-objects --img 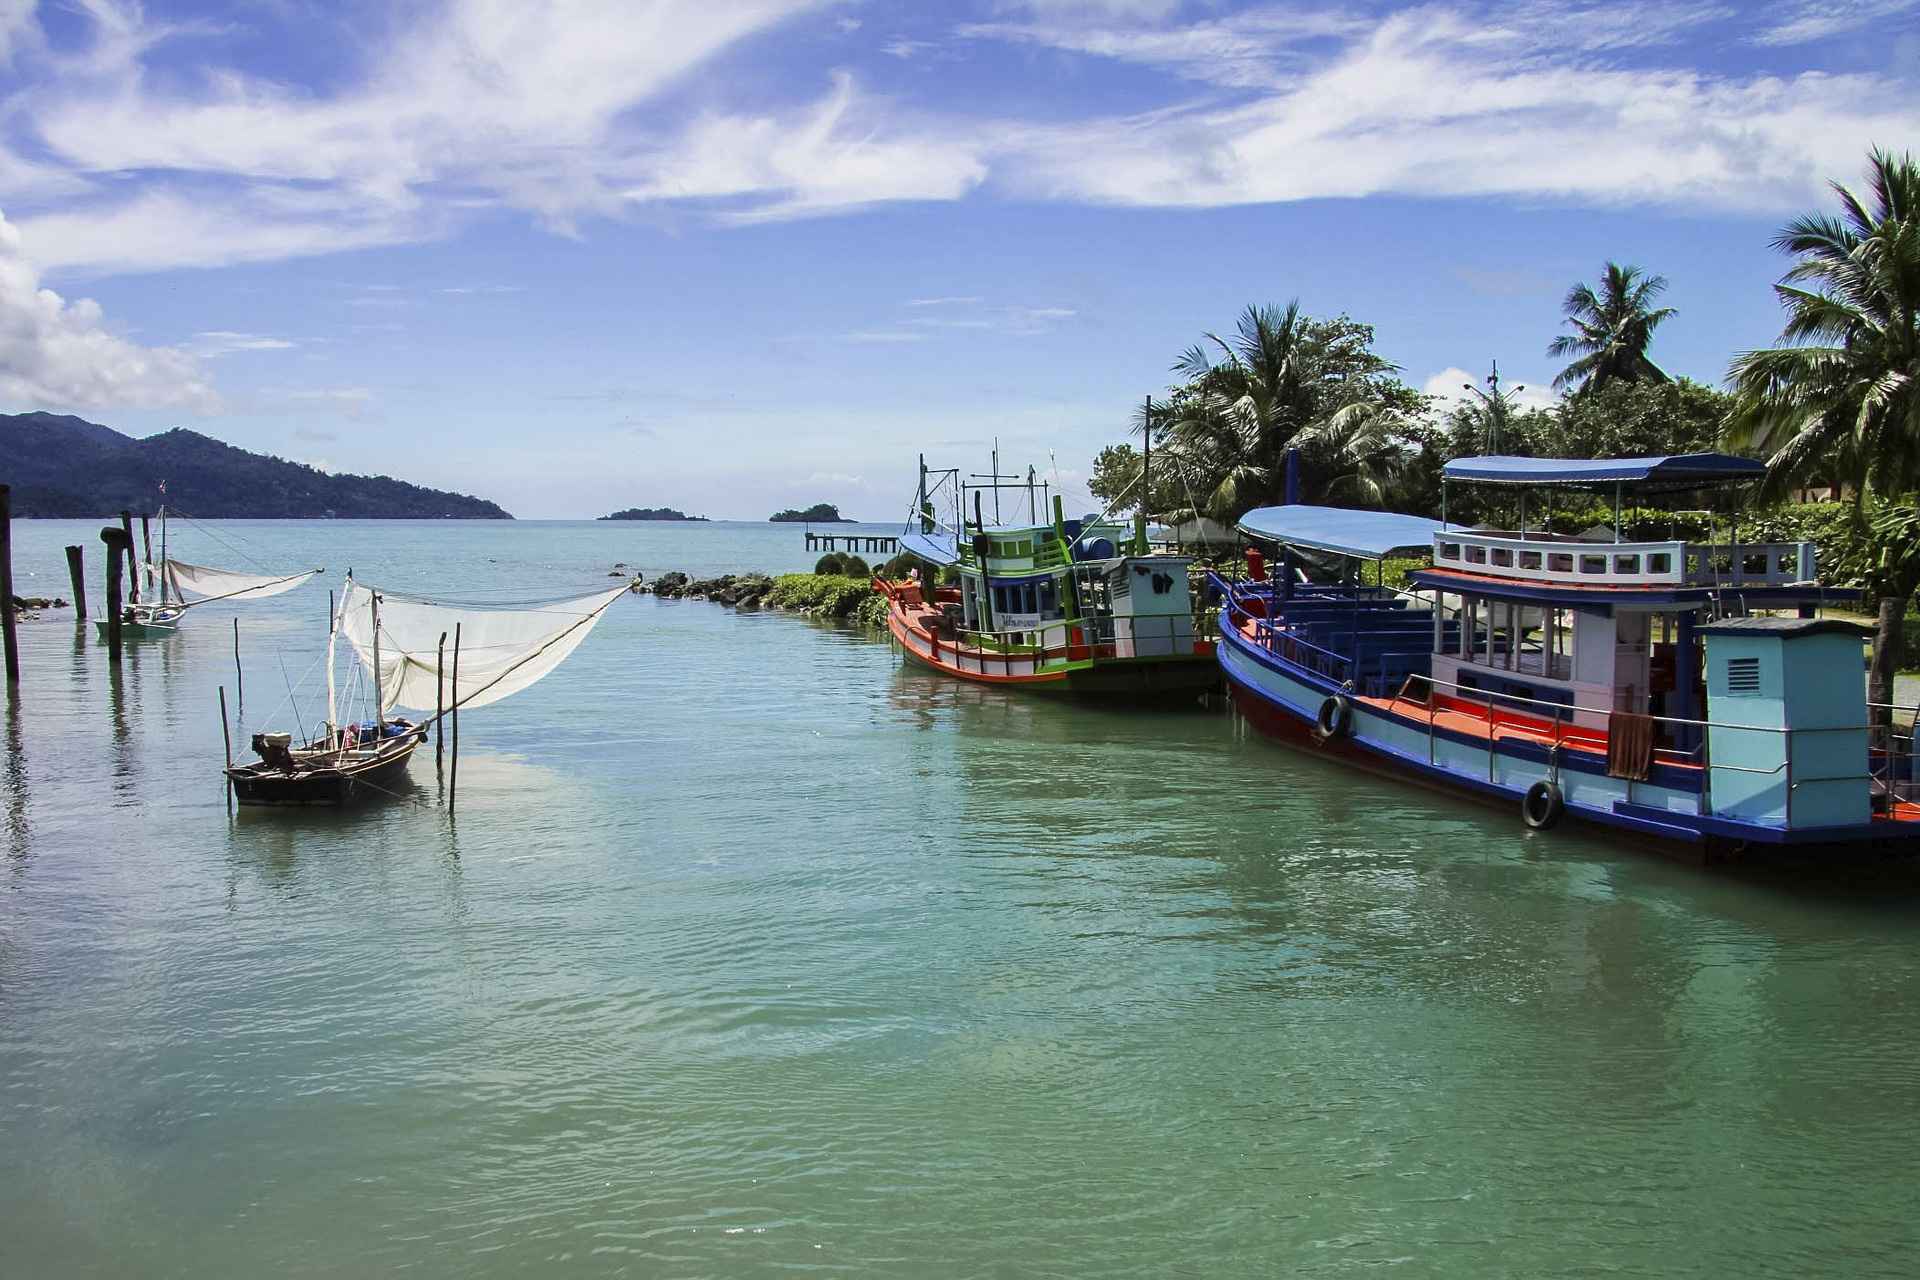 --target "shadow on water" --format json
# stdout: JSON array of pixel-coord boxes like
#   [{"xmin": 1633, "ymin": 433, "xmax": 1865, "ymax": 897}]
[{"xmin": 3, "ymin": 692, "xmax": 26, "ymax": 869}]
